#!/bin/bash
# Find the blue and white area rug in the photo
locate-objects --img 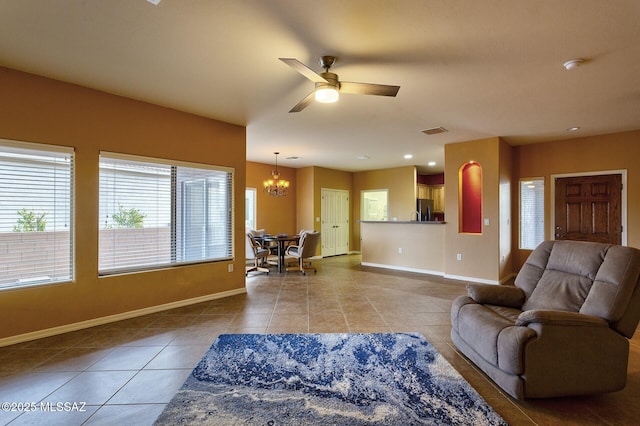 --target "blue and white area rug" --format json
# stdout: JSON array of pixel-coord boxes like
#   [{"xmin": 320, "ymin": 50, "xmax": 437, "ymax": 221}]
[{"xmin": 154, "ymin": 333, "xmax": 506, "ymax": 425}]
